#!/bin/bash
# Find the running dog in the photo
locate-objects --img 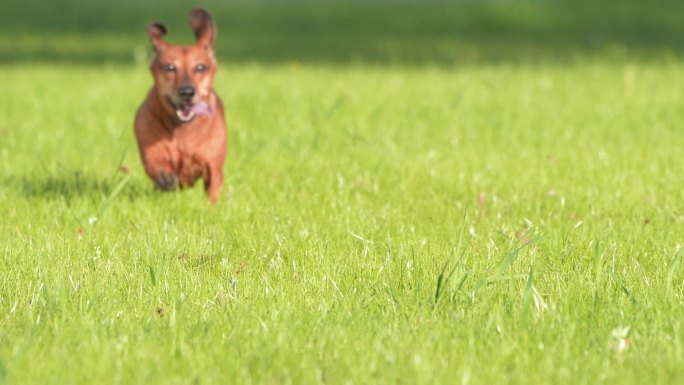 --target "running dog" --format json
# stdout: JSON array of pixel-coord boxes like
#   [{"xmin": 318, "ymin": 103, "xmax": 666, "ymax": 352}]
[{"xmin": 134, "ymin": 8, "xmax": 227, "ymax": 204}]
